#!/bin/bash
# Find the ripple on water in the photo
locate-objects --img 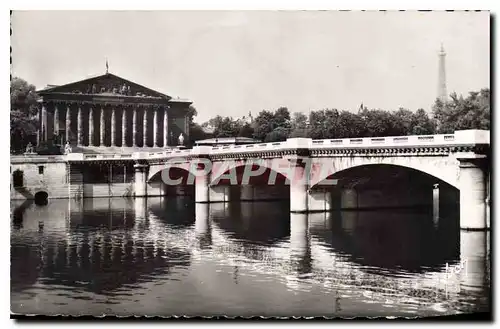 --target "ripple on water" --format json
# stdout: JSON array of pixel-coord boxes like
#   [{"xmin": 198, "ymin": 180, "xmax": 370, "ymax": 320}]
[{"xmin": 10, "ymin": 200, "xmax": 490, "ymax": 316}]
